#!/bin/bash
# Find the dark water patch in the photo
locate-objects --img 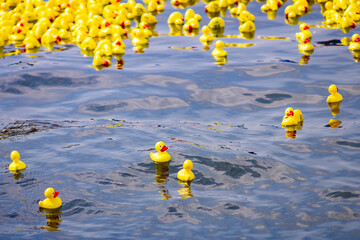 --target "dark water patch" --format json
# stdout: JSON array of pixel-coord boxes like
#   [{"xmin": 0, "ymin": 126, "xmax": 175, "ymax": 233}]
[
  {"xmin": 321, "ymin": 190, "xmax": 360, "ymax": 201},
  {"xmin": 322, "ymin": 138, "xmax": 360, "ymax": 150},
  {"xmin": 8, "ymin": 61, "xmax": 36, "ymax": 69},
  {"xmin": 191, "ymin": 86, "xmax": 323, "ymax": 108},
  {"xmin": 62, "ymin": 199, "xmax": 94, "ymax": 217},
  {"xmin": 79, "ymin": 96, "xmax": 189, "ymax": 114},
  {"xmin": 3, "ymin": 212, "xmax": 19, "ymax": 218},
  {"xmin": 15, "ymin": 177, "xmax": 37, "ymax": 188},
  {"xmin": 0, "ymin": 119, "xmax": 81, "ymax": 140},
  {"xmin": 255, "ymin": 93, "xmax": 292, "ymax": 104},
  {"xmin": 183, "ymin": 155, "xmax": 297, "ymax": 187},
  {"xmin": 222, "ymin": 64, "xmax": 296, "ymax": 77},
  {"xmin": 12, "ymin": 73, "xmax": 97, "ymax": 89}
]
